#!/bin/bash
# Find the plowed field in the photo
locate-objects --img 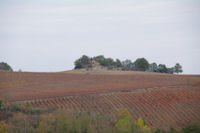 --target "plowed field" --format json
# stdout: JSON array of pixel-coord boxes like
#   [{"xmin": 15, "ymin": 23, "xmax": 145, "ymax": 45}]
[{"xmin": 0, "ymin": 70, "xmax": 200, "ymax": 130}]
